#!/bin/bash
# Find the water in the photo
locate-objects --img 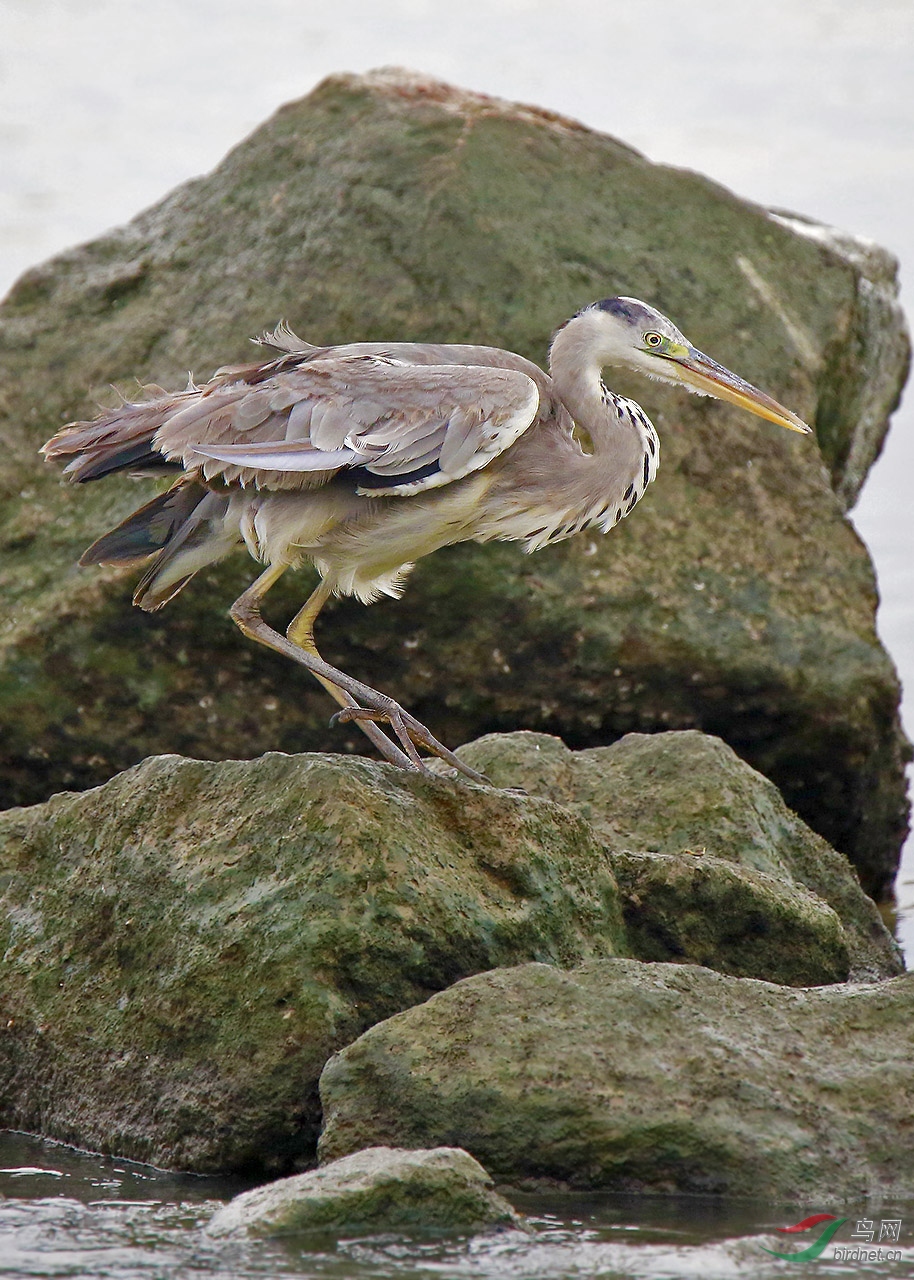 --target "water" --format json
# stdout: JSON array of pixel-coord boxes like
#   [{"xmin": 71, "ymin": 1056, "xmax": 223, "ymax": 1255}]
[{"xmin": 0, "ymin": 1133, "xmax": 911, "ymax": 1280}]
